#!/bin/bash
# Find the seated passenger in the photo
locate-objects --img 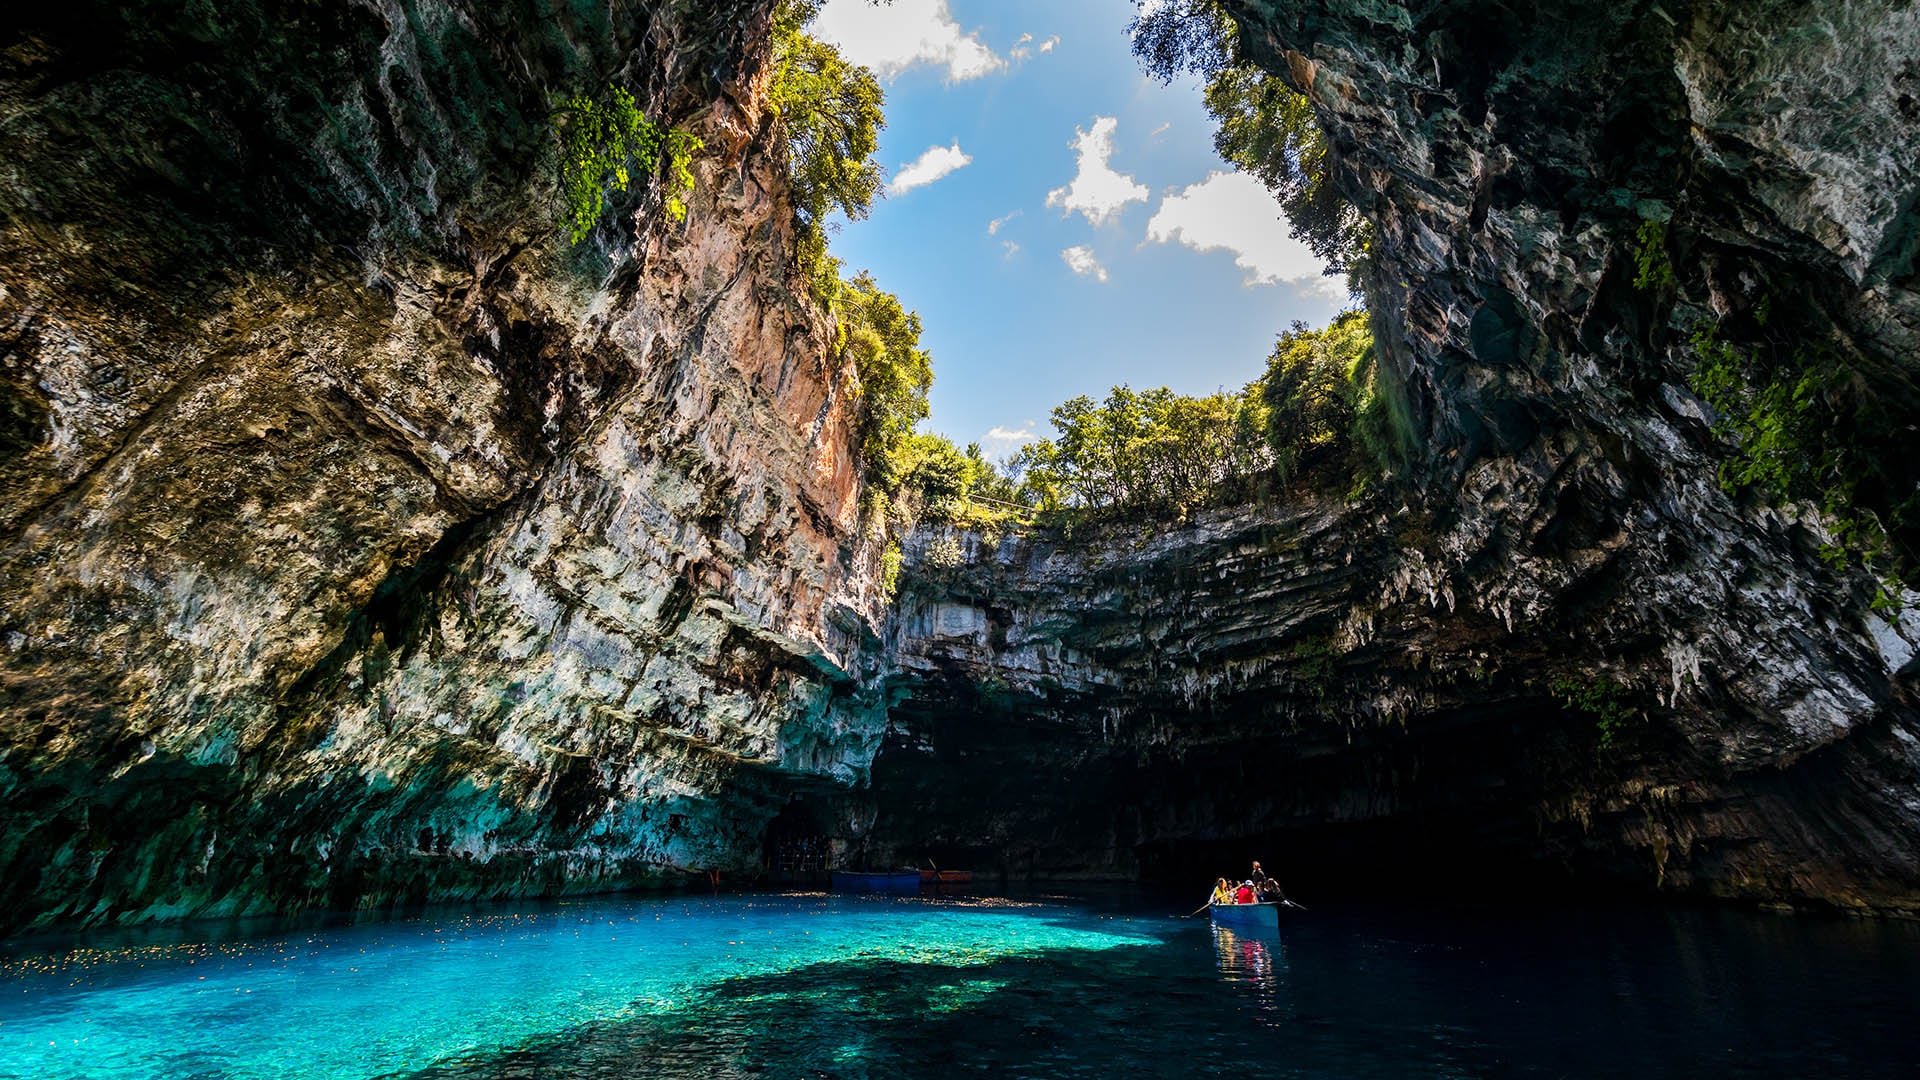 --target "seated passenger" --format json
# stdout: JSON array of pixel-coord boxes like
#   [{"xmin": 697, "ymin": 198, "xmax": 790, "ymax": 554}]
[
  {"xmin": 1211, "ymin": 877, "xmax": 1234, "ymax": 905},
  {"xmin": 1234, "ymin": 881, "xmax": 1257, "ymax": 904}
]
